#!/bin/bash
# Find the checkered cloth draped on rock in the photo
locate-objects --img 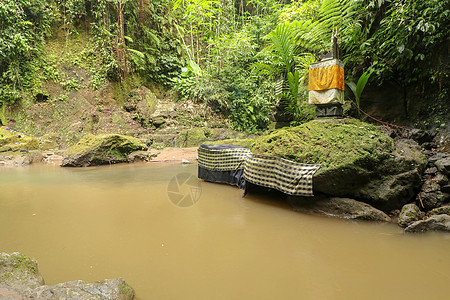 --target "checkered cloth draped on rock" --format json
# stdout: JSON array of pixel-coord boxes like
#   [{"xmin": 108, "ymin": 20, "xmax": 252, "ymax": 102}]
[
  {"xmin": 197, "ymin": 145, "xmax": 251, "ymax": 171},
  {"xmin": 244, "ymin": 154, "xmax": 321, "ymax": 196}
]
